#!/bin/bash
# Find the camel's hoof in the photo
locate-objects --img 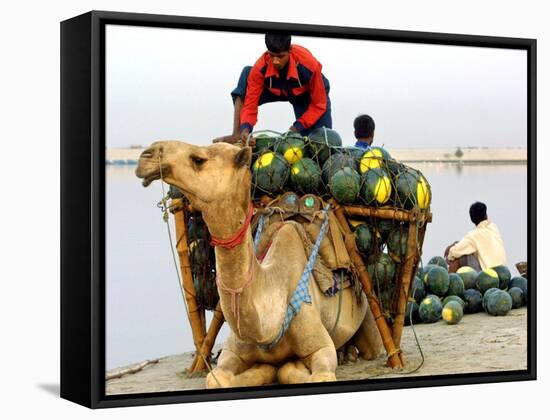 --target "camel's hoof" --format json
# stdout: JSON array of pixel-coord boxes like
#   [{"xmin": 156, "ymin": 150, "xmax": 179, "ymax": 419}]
[
  {"xmin": 310, "ymin": 371, "xmax": 337, "ymax": 383},
  {"xmin": 206, "ymin": 369, "xmax": 233, "ymax": 388}
]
